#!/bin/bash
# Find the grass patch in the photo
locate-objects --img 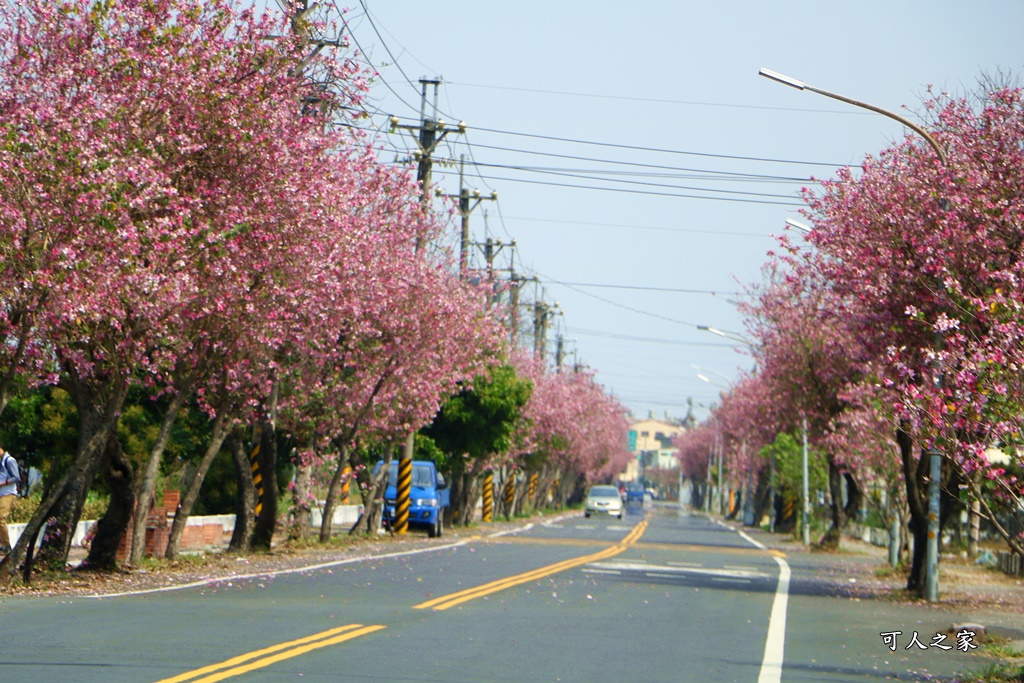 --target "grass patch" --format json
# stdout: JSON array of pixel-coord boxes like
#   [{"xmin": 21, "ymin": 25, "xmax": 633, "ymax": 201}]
[
  {"xmin": 984, "ymin": 641, "xmax": 1024, "ymax": 660},
  {"xmin": 961, "ymin": 661, "xmax": 1024, "ymax": 682}
]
